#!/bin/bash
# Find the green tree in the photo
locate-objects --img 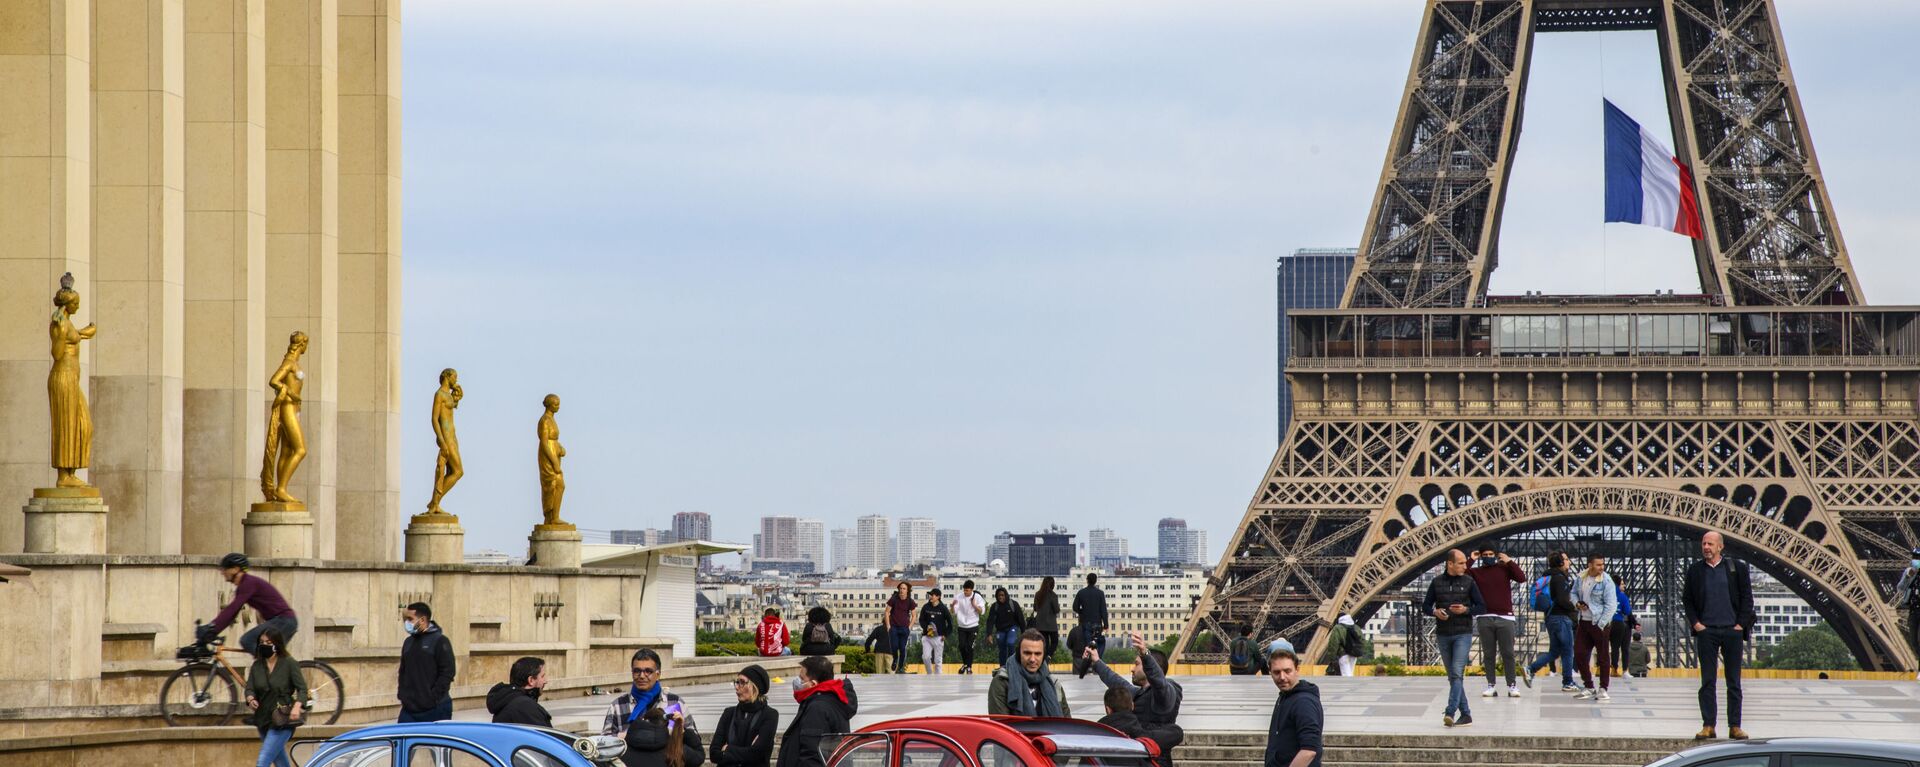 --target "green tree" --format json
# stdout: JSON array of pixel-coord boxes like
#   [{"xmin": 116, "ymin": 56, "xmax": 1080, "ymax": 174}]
[{"xmin": 1753, "ymin": 622, "xmax": 1858, "ymax": 670}]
